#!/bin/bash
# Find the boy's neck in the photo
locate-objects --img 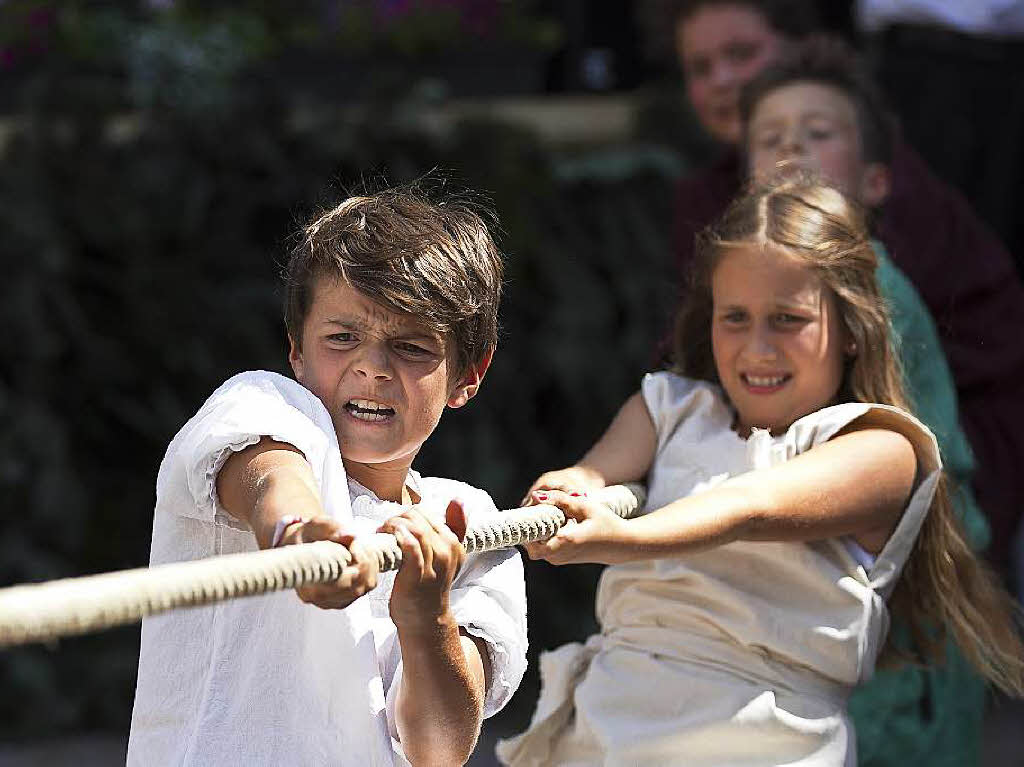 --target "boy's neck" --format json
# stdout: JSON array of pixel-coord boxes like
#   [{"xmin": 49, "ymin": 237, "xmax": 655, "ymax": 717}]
[{"xmin": 343, "ymin": 458, "xmax": 418, "ymax": 504}]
